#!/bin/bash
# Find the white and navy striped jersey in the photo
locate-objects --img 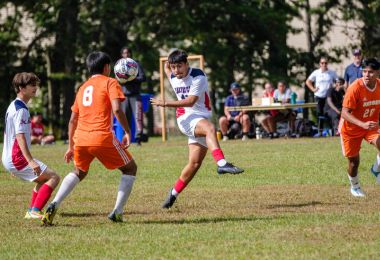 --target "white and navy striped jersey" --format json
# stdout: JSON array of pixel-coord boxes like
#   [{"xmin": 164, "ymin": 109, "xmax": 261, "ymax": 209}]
[
  {"xmin": 2, "ymin": 98, "xmax": 31, "ymax": 171},
  {"xmin": 169, "ymin": 68, "xmax": 212, "ymax": 118}
]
